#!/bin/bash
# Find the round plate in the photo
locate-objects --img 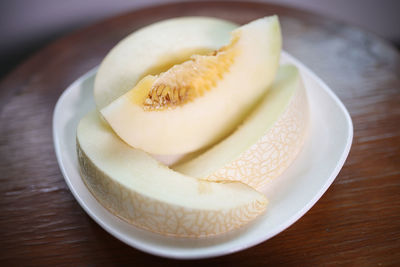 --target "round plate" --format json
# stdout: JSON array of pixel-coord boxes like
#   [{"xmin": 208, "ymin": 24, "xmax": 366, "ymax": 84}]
[{"xmin": 53, "ymin": 52, "xmax": 353, "ymax": 259}]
